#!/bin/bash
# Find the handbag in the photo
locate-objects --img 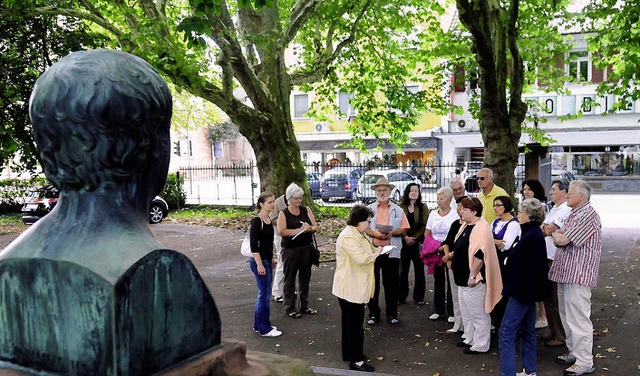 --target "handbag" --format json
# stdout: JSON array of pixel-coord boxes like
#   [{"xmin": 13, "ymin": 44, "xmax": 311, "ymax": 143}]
[
  {"xmin": 240, "ymin": 218, "xmax": 263, "ymax": 257},
  {"xmin": 310, "ymin": 234, "xmax": 320, "ymax": 267}
]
